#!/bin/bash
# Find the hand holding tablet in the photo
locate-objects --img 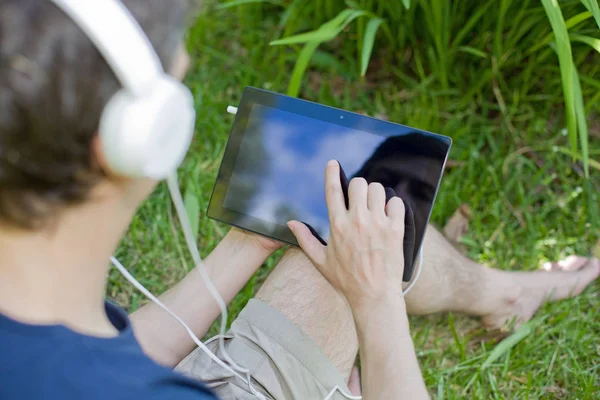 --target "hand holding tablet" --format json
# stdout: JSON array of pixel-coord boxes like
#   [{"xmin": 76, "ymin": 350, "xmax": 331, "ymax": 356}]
[
  {"xmin": 286, "ymin": 160, "xmax": 409, "ymax": 308},
  {"xmin": 207, "ymin": 87, "xmax": 451, "ymax": 281},
  {"xmin": 319, "ymin": 162, "xmax": 417, "ymax": 282}
]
